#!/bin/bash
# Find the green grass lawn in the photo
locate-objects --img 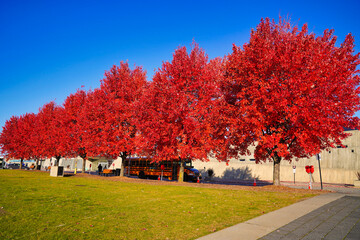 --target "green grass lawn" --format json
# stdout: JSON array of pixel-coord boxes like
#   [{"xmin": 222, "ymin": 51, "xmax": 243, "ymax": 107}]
[{"xmin": 0, "ymin": 170, "xmax": 316, "ymax": 240}]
